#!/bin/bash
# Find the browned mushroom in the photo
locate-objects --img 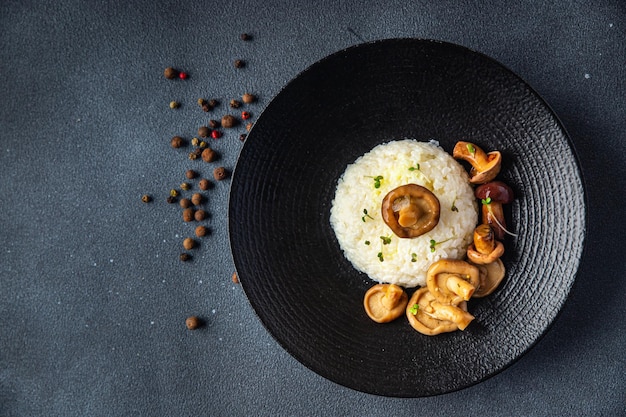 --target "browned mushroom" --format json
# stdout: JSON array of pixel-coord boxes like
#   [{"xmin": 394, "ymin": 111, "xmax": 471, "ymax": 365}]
[
  {"xmin": 426, "ymin": 259, "xmax": 480, "ymax": 304},
  {"xmin": 471, "ymin": 259, "xmax": 506, "ymax": 298},
  {"xmin": 466, "ymin": 224, "xmax": 505, "ymax": 264},
  {"xmin": 363, "ymin": 284, "xmax": 408, "ymax": 323},
  {"xmin": 381, "ymin": 184, "xmax": 440, "ymax": 238},
  {"xmin": 453, "ymin": 141, "xmax": 502, "ymax": 184},
  {"xmin": 475, "ymin": 181, "xmax": 515, "ymax": 240},
  {"xmin": 406, "ymin": 288, "xmax": 474, "ymax": 335}
]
